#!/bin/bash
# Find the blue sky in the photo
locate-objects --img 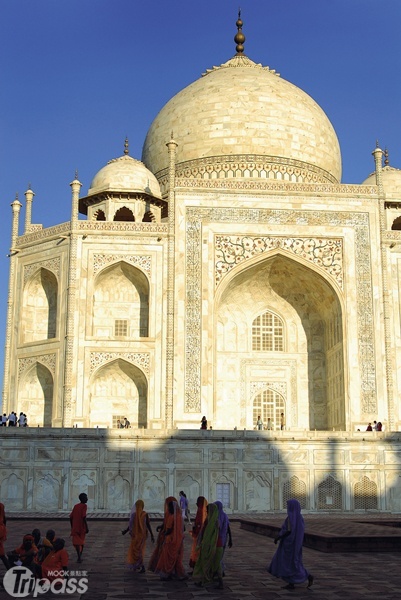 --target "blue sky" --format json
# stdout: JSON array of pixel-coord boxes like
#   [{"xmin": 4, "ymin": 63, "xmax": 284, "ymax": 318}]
[{"xmin": 1, "ymin": 0, "xmax": 401, "ymax": 392}]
